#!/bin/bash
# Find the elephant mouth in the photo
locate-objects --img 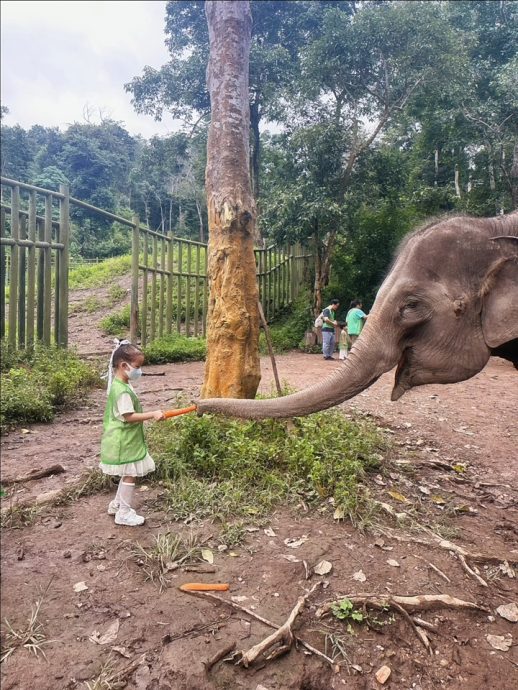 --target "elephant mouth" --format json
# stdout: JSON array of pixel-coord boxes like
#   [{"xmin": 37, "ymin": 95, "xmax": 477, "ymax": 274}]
[{"xmin": 391, "ymin": 348, "xmax": 413, "ymax": 401}]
